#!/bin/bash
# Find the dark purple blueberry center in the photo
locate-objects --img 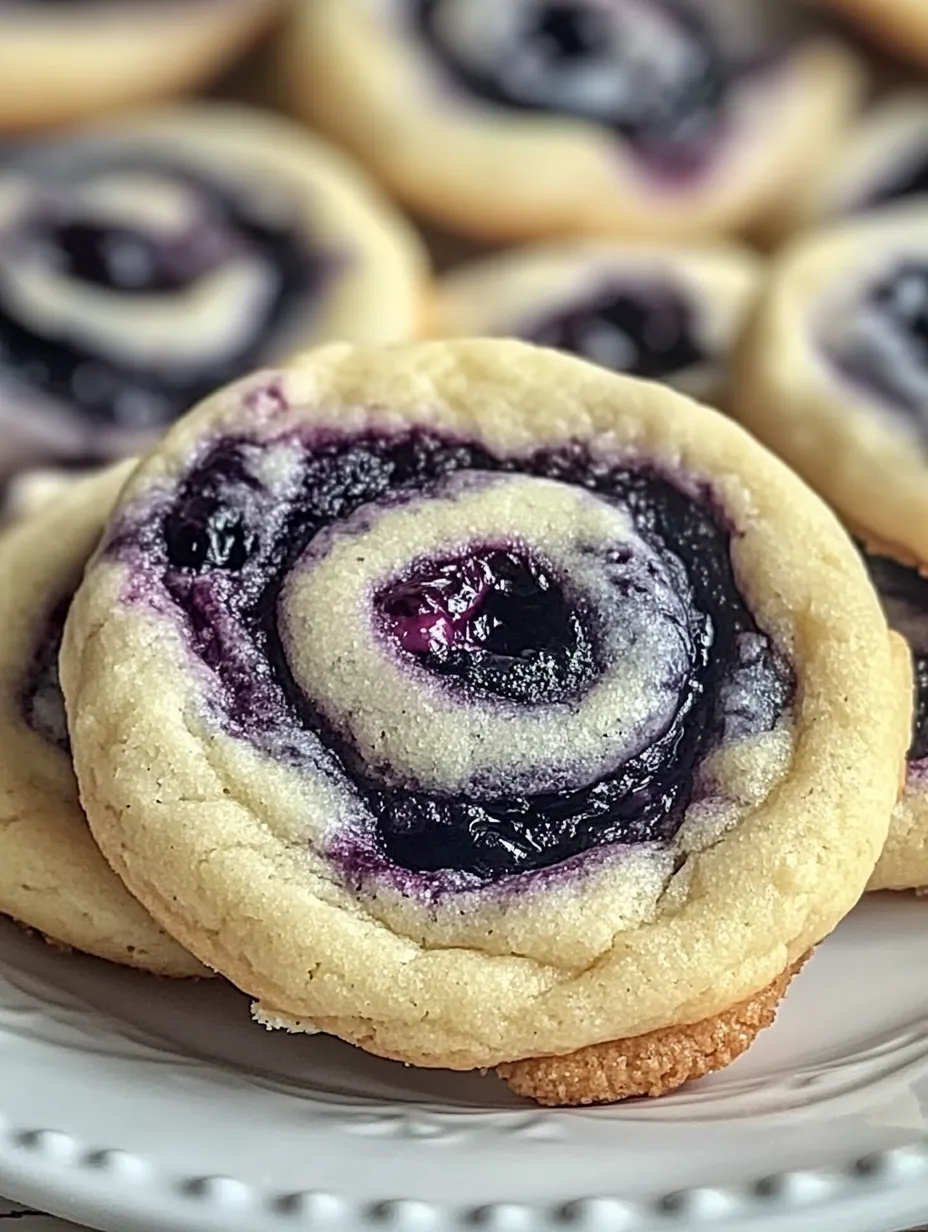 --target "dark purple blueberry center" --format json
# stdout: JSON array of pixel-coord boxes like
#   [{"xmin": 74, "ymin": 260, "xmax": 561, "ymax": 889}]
[
  {"xmin": 0, "ymin": 158, "xmax": 325, "ymax": 440},
  {"xmin": 41, "ymin": 220, "xmax": 230, "ymax": 294},
  {"xmin": 826, "ymin": 262, "xmax": 928, "ymax": 432},
  {"xmin": 19, "ymin": 597, "xmax": 70, "ymax": 753},
  {"xmin": 863, "ymin": 550, "xmax": 928, "ymax": 762},
  {"xmin": 412, "ymin": 0, "xmax": 738, "ymax": 174},
  {"xmin": 526, "ymin": 282, "xmax": 704, "ymax": 379},
  {"xmin": 379, "ymin": 548, "xmax": 596, "ymax": 704},
  {"xmin": 113, "ymin": 430, "xmax": 792, "ymax": 885}
]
